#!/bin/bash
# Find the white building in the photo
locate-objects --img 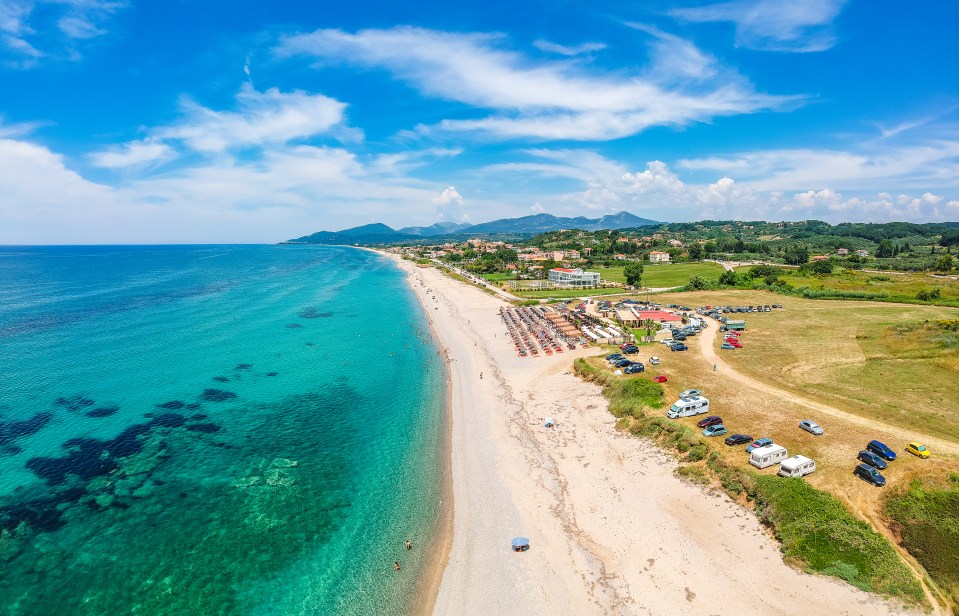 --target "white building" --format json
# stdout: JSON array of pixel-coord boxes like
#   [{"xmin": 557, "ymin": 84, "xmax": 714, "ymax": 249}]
[
  {"xmin": 547, "ymin": 267, "xmax": 601, "ymax": 287},
  {"xmin": 649, "ymin": 251, "xmax": 671, "ymax": 263}
]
